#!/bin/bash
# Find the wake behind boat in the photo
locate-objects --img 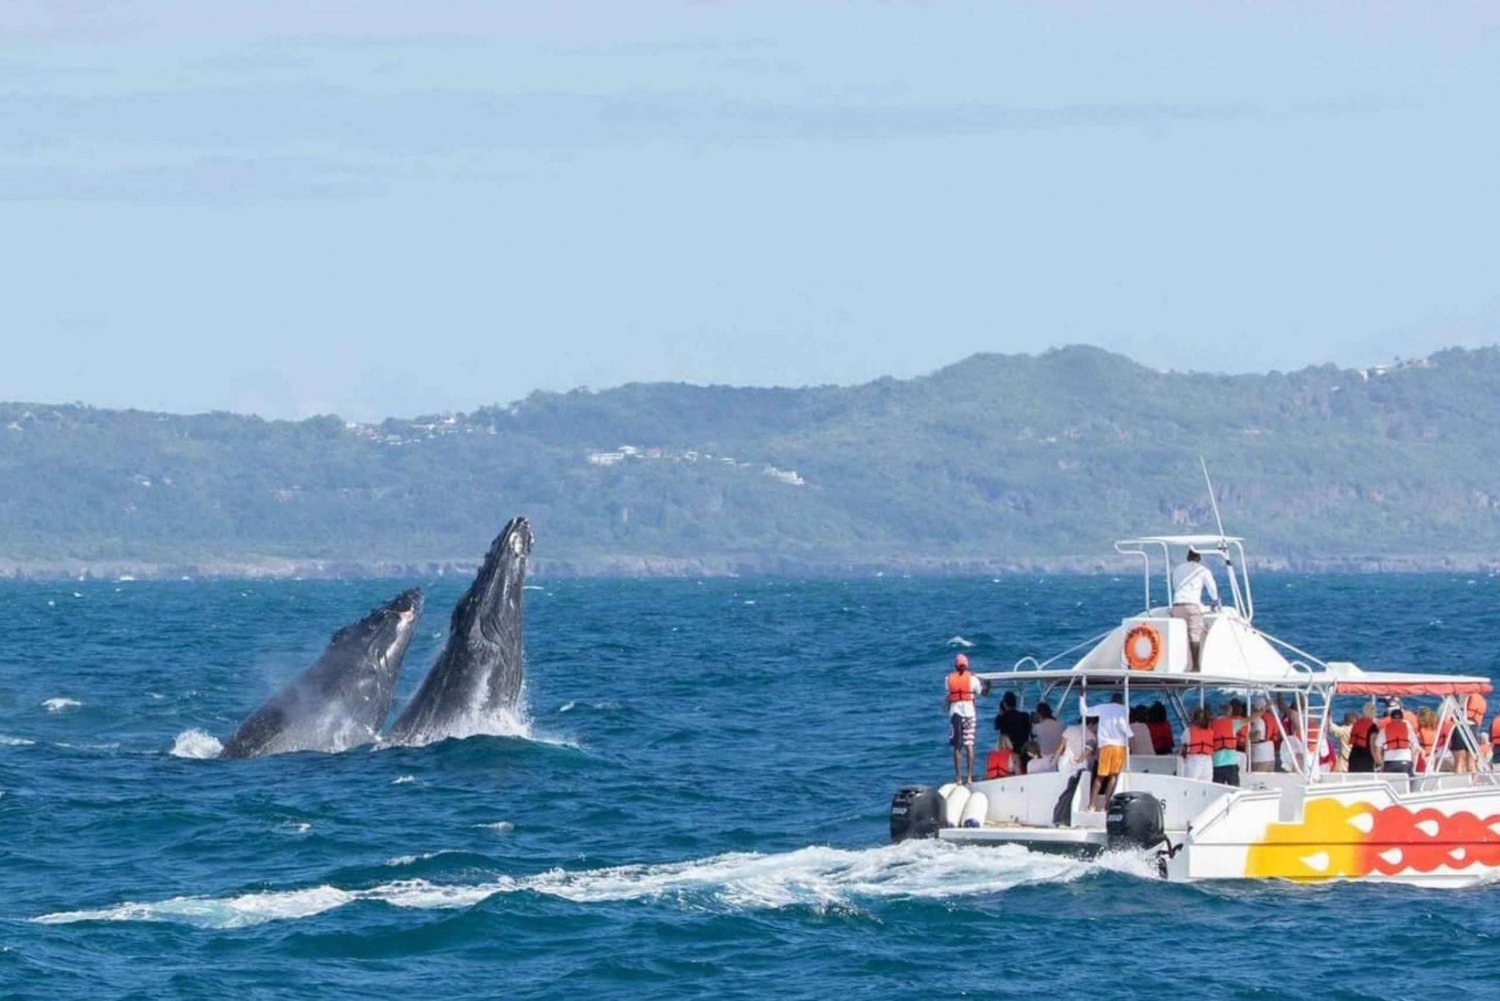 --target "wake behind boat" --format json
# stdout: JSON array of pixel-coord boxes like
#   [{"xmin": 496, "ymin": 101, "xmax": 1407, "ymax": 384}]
[{"xmin": 890, "ymin": 532, "xmax": 1500, "ymax": 886}]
